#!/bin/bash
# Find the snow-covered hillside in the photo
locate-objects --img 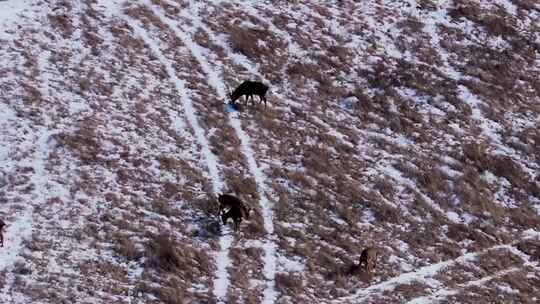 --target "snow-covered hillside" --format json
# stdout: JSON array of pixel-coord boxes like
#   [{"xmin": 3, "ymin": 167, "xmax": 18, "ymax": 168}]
[{"xmin": 1, "ymin": 0, "xmax": 539, "ymax": 303}]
